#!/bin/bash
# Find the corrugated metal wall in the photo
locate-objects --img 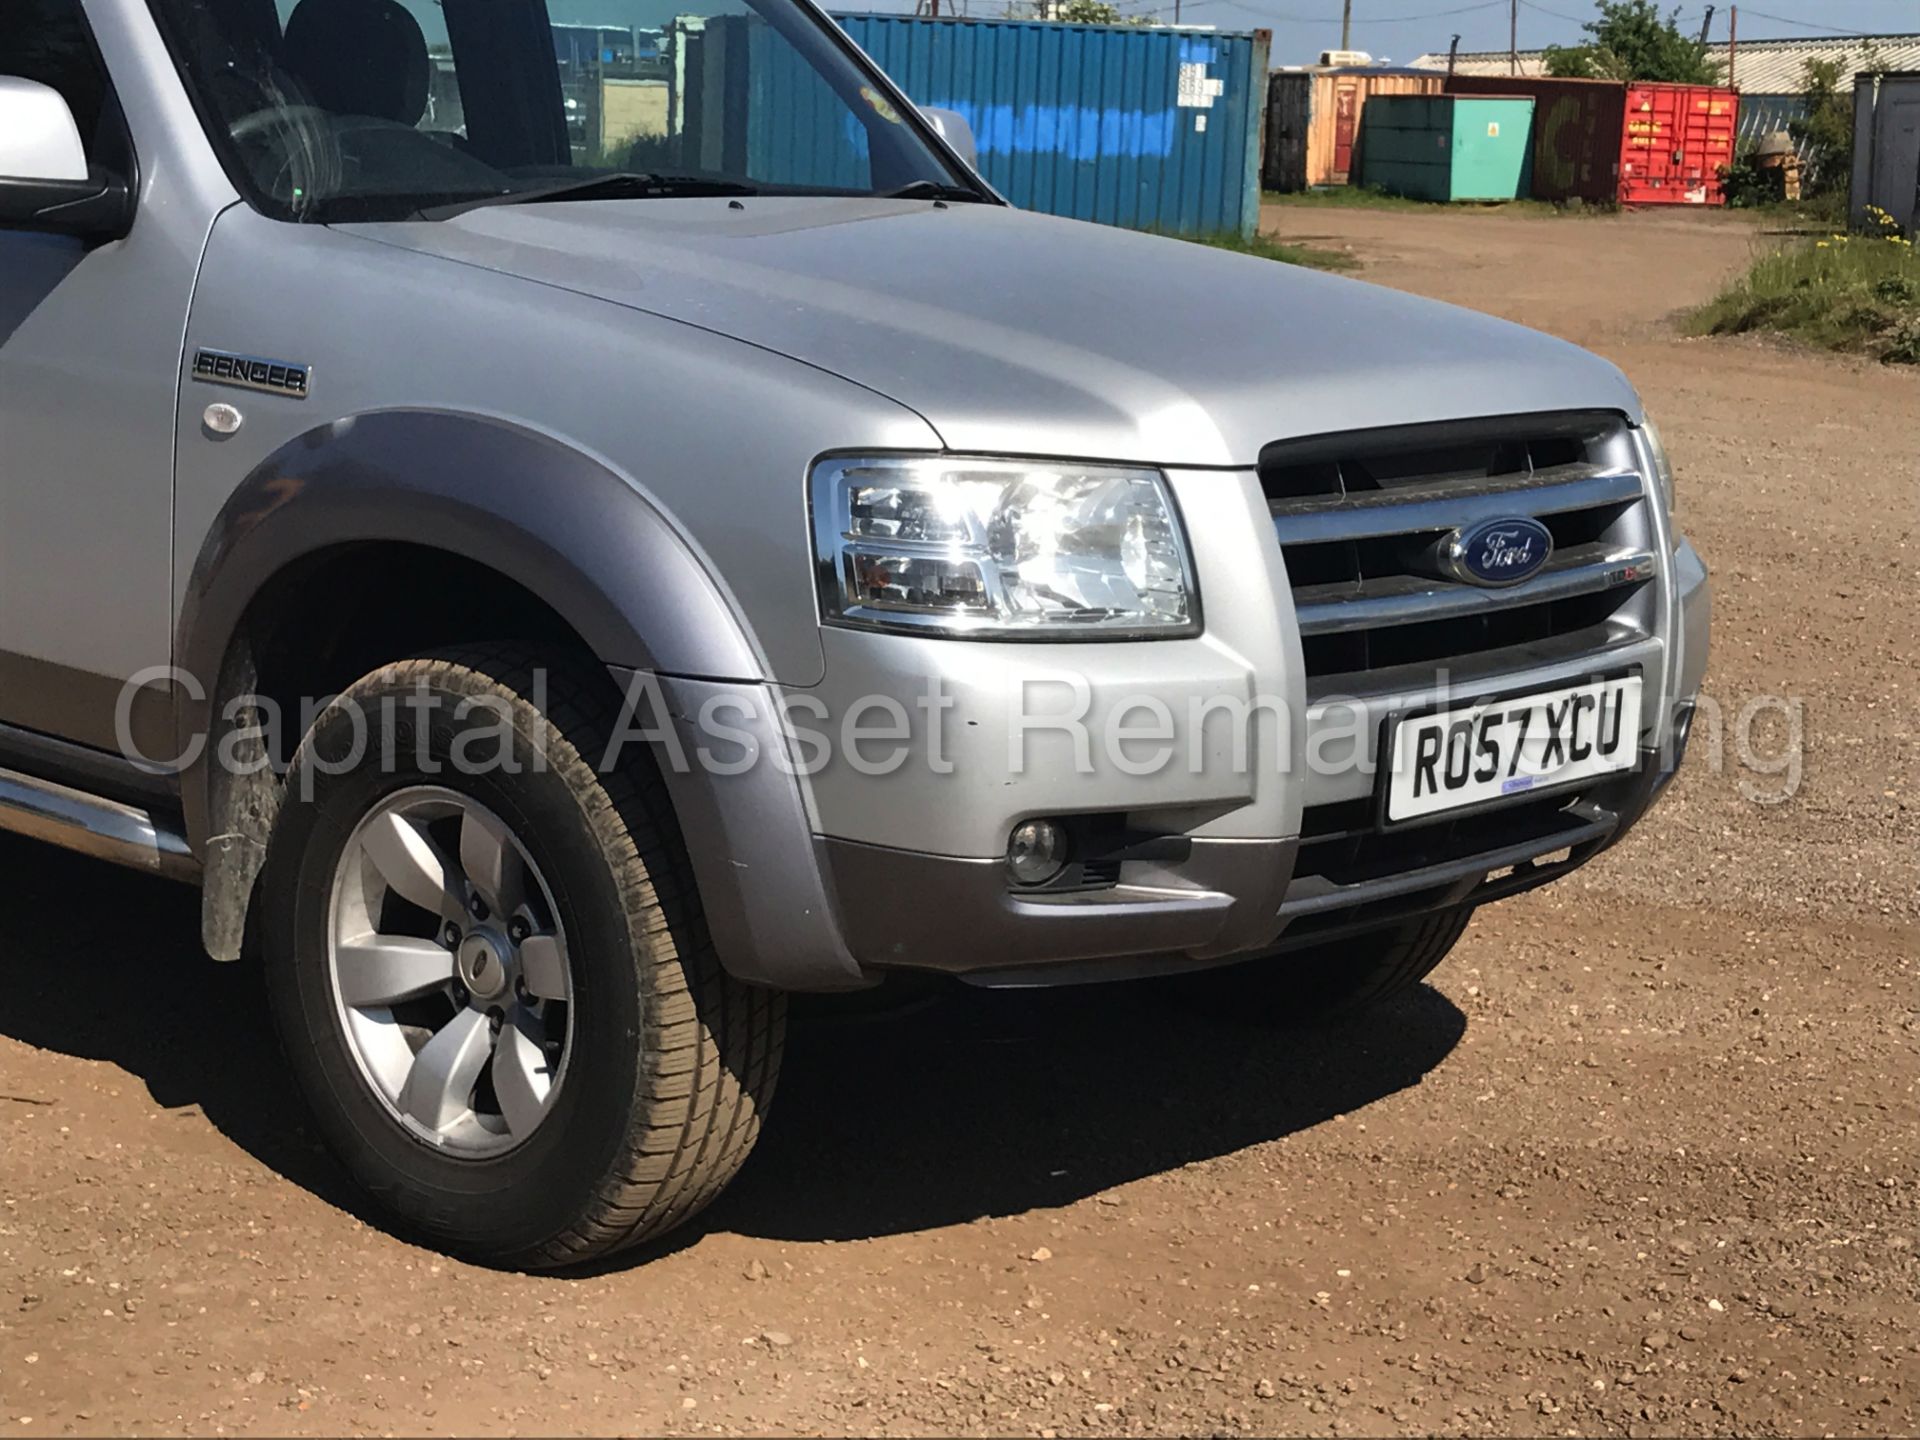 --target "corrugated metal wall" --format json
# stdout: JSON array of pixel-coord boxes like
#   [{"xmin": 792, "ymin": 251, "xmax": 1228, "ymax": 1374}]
[
  {"xmin": 1738, "ymin": 94, "xmax": 1810, "ymax": 158},
  {"xmin": 1262, "ymin": 70, "xmax": 1310, "ymax": 191},
  {"xmin": 1306, "ymin": 71, "xmax": 1444, "ymax": 186},
  {"xmin": 1260, "ymin": 69, "xmax": 1446, "ymax": 192},
  {"xmin": 836, "ymin": 15, "xmax": 1268, "ymax": 236},
  {"xmin": 1313, "ymin": 70, "xmax": 1443, "ymax": 186},
  {"xmin": 1620, "ymin": 83, "xmax": 1737, "ymax": 205}
]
